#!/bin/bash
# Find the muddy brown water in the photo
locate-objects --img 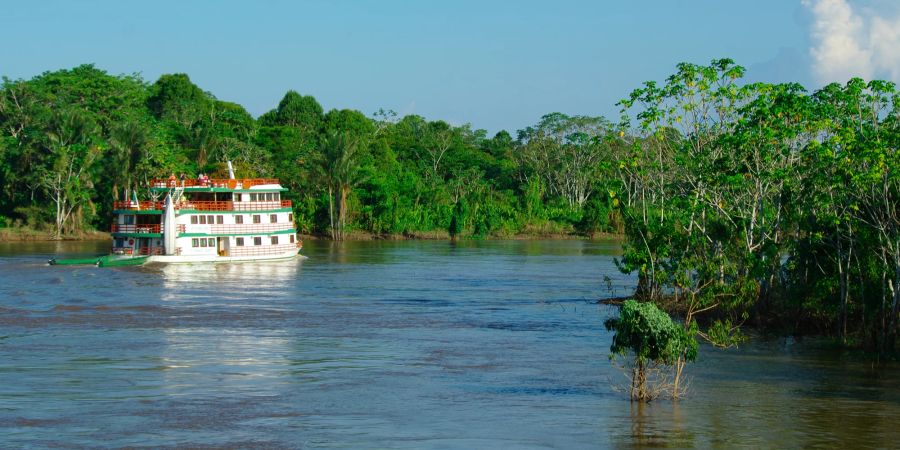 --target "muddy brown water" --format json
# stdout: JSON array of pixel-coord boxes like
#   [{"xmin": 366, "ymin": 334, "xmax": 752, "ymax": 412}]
[{"xmin": 1, "ymin": 240, "xmax": 899, "ymax": 448}]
